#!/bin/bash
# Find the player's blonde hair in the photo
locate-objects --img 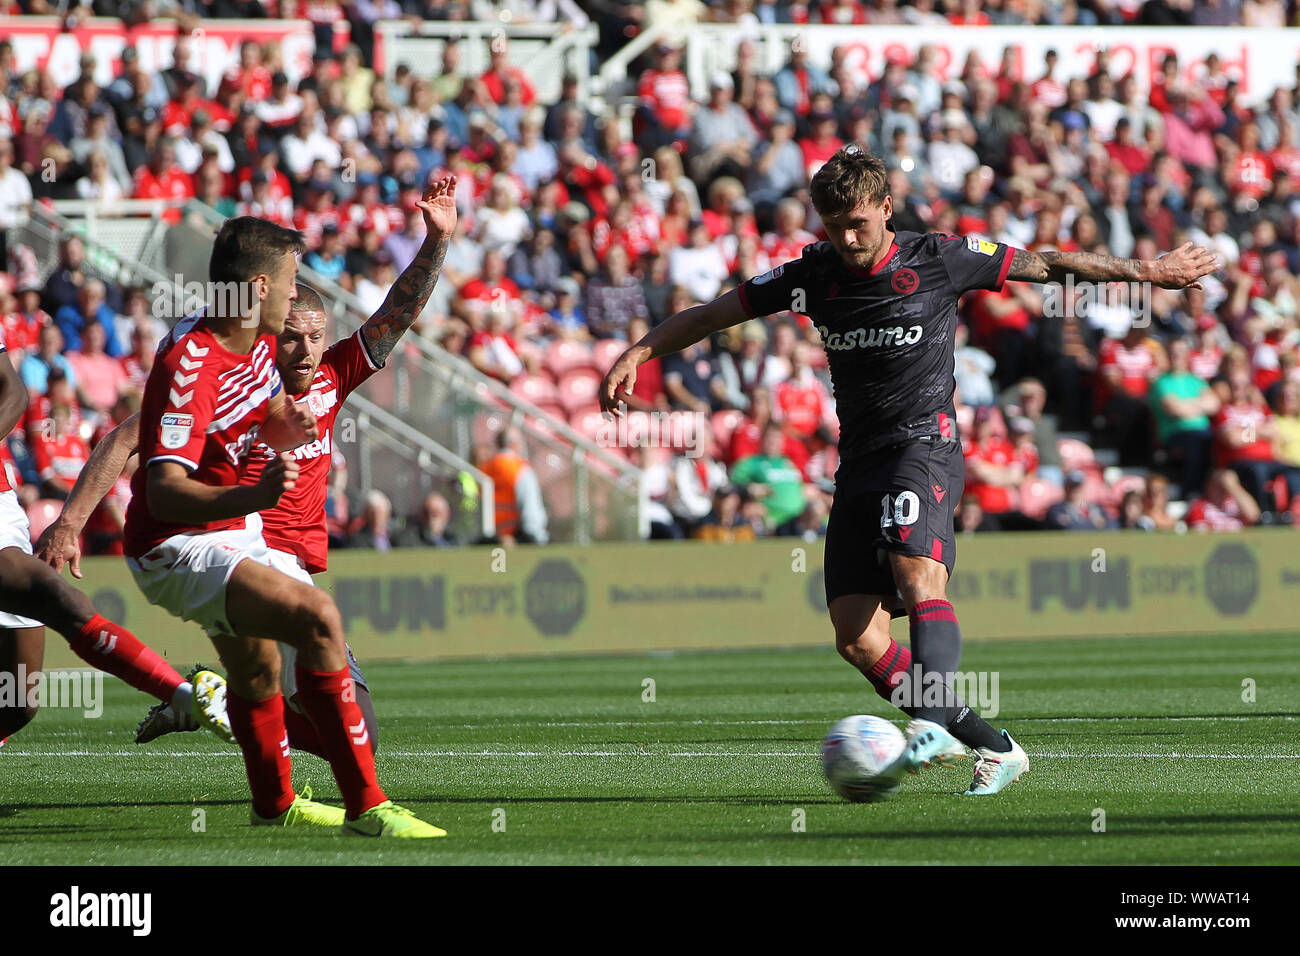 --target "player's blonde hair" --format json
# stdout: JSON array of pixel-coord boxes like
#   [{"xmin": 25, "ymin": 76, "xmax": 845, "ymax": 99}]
[{"xmin": 810, "ymin": 145, "xmax": 889, "ymax": 217}]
